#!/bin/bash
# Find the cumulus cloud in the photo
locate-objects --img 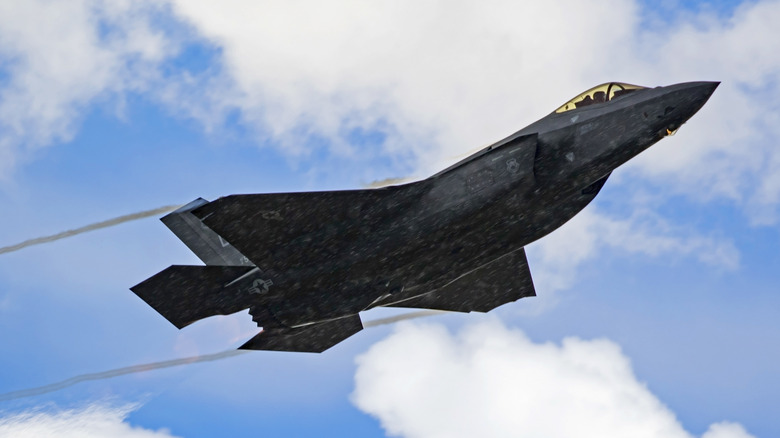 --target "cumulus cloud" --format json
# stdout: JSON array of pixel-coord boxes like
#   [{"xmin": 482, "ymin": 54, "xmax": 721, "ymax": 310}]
[
  {"xmin": 0, "ymin": 404, "xmax": 179, "ymax": 438},
  {"xmin": 702, "ymin": 422, "xmax": 757, "ymax": 438},
  {"xmin": 352, "ymin": 321, "xmax": 755, "ymax": 438}
]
